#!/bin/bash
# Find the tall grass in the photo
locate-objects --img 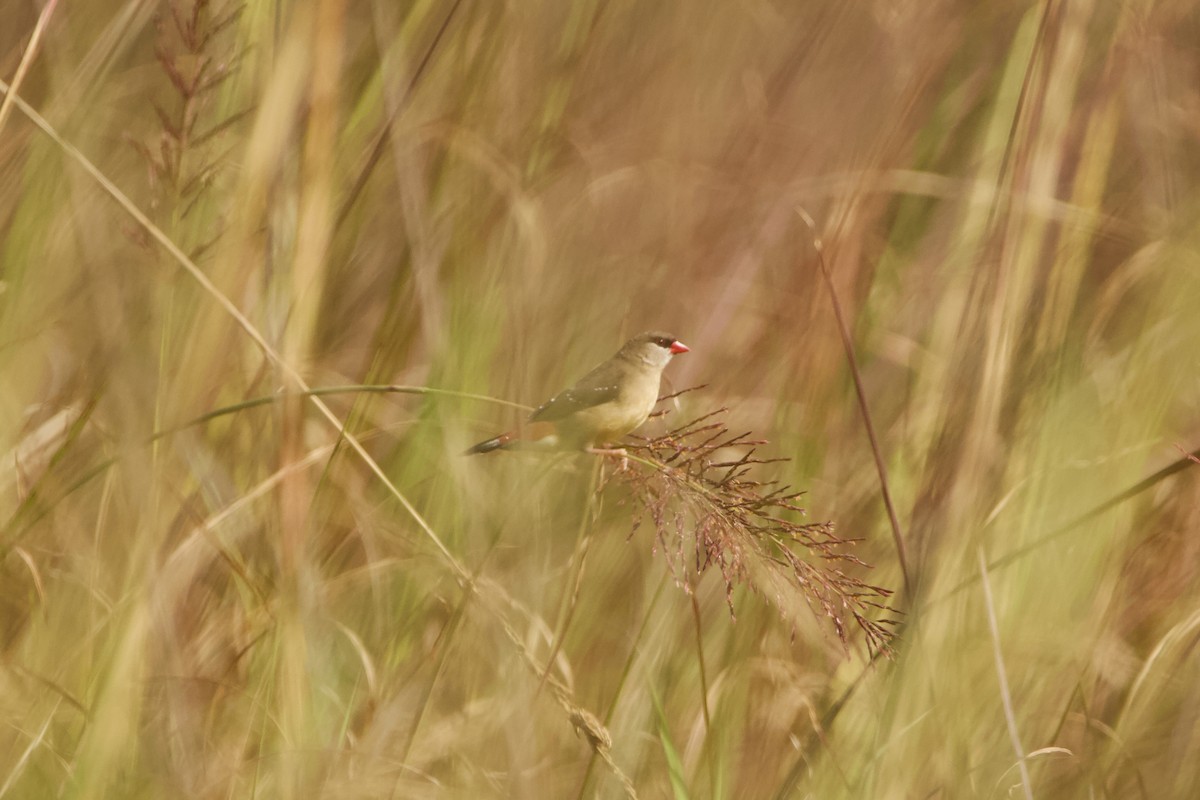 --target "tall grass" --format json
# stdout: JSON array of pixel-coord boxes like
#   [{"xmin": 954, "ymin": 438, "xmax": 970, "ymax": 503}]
[{"xmin": 3, "ymin": 1, "xmax": 1200, "ymax": 797}]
